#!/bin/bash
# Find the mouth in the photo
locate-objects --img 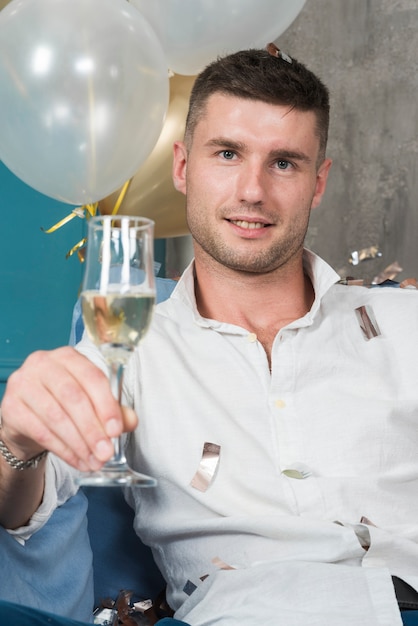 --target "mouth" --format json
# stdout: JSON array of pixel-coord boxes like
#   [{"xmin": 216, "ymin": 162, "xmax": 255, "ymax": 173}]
[{"xmin": 227, "ymin": 219, "xmax": 271, "ymax": 230}]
